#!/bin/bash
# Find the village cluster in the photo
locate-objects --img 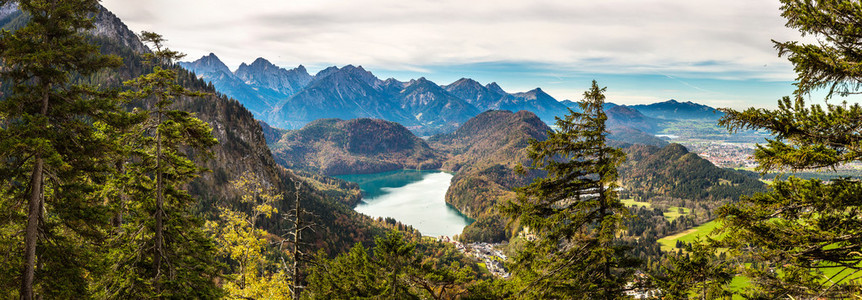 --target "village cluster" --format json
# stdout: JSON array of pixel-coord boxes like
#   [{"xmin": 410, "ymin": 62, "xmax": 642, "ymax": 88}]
[{"xmin": 438, "ymin": 236, "xmax": 510, "ymax": 278}]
